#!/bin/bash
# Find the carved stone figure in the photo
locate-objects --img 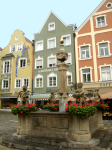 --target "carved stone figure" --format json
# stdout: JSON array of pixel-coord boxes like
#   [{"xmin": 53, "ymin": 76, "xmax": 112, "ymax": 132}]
[
  {"xmin": 49, "ymin": 91, "xmax": 57, "ymax": 105},
  {"xmin": 93, "ymin": 88, "xmax": 100, "ymax": 102},
  {"xmin": 17, "ymin": 85, "xmax": 29, "ymax": 105},
  {"xmin": 72, "ymin": 82, "xmax": 86, "ymax": 106}
]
